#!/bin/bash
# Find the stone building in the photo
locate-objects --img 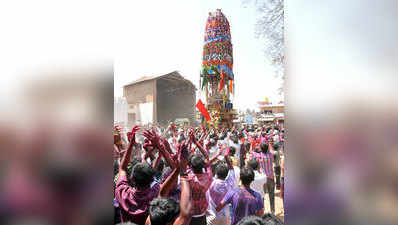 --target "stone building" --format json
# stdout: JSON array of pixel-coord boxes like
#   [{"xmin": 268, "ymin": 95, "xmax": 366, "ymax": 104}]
[{"xmin": 123, "ymin": 71, "xmax": 196, "ymax": 128}]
